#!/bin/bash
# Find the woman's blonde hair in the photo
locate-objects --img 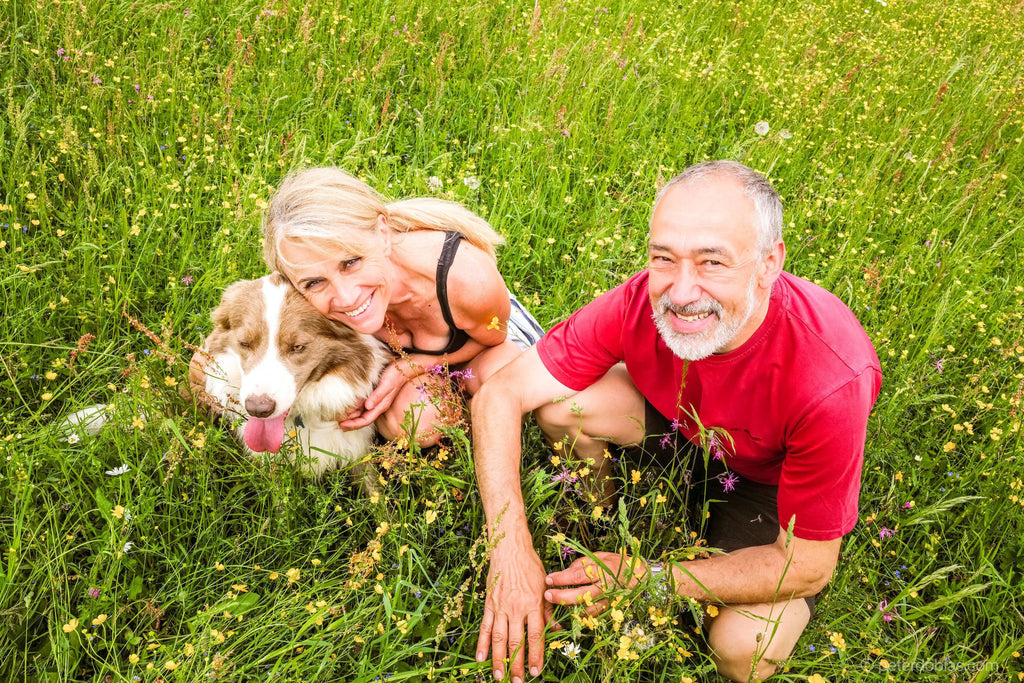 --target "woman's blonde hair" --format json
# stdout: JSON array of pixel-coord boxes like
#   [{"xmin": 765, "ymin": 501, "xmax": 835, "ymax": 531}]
[{"xmin": 263, "ymin": 167, "xmax": 503, "ymax": 273}]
